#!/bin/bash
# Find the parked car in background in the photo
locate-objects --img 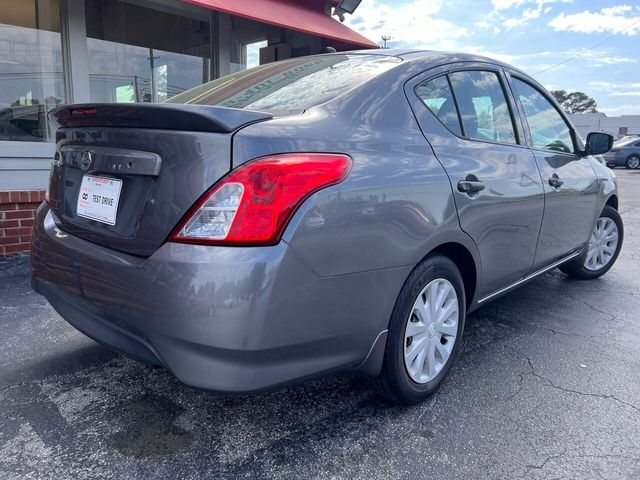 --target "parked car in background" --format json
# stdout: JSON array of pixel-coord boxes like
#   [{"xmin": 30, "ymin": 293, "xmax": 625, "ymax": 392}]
[
  {"xmin": 616, "ymin": 134, "xmax": 640, "ymax": 144},
  {"xmin": 604, "ymin": 137, "xmax": 640, "ymax": 169},
  {"xmin": 31, "ymin": 50, "xmax": 622, "ymax": 405}
]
